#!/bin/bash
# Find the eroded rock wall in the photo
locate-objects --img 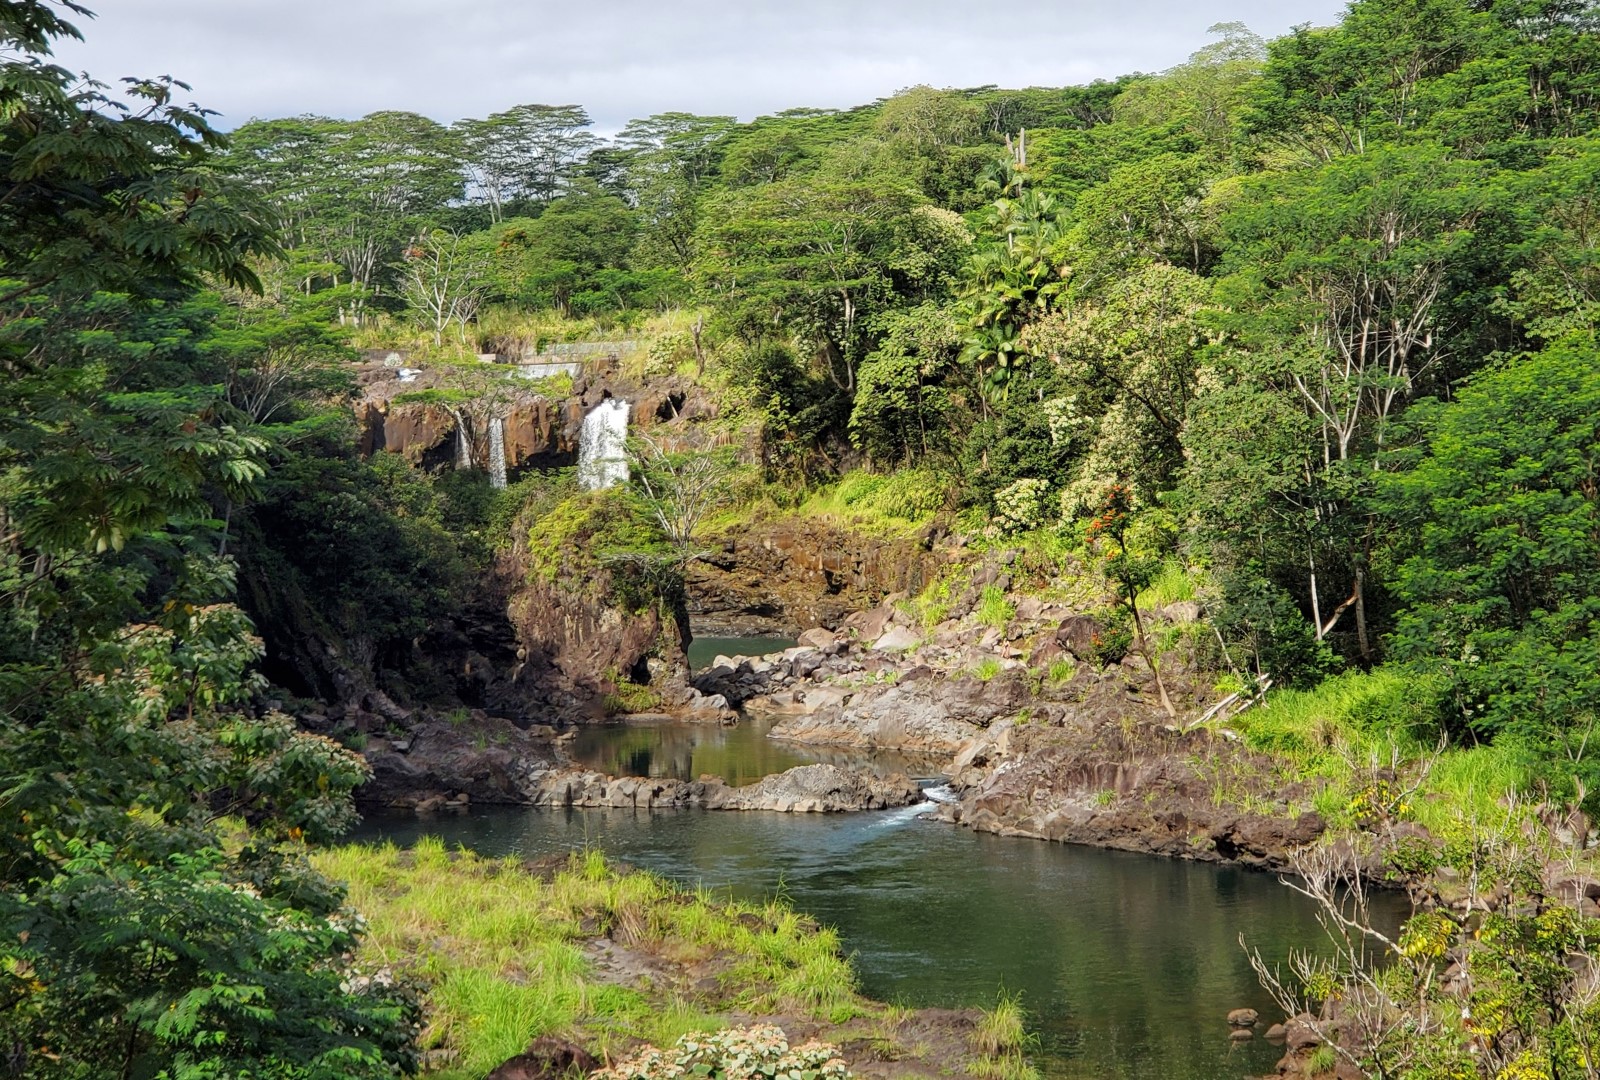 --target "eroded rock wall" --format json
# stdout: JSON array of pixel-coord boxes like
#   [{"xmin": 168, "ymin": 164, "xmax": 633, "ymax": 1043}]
[{"xmin": 687, "ymin": 519, "xmax": 954, "ymax": 634}]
